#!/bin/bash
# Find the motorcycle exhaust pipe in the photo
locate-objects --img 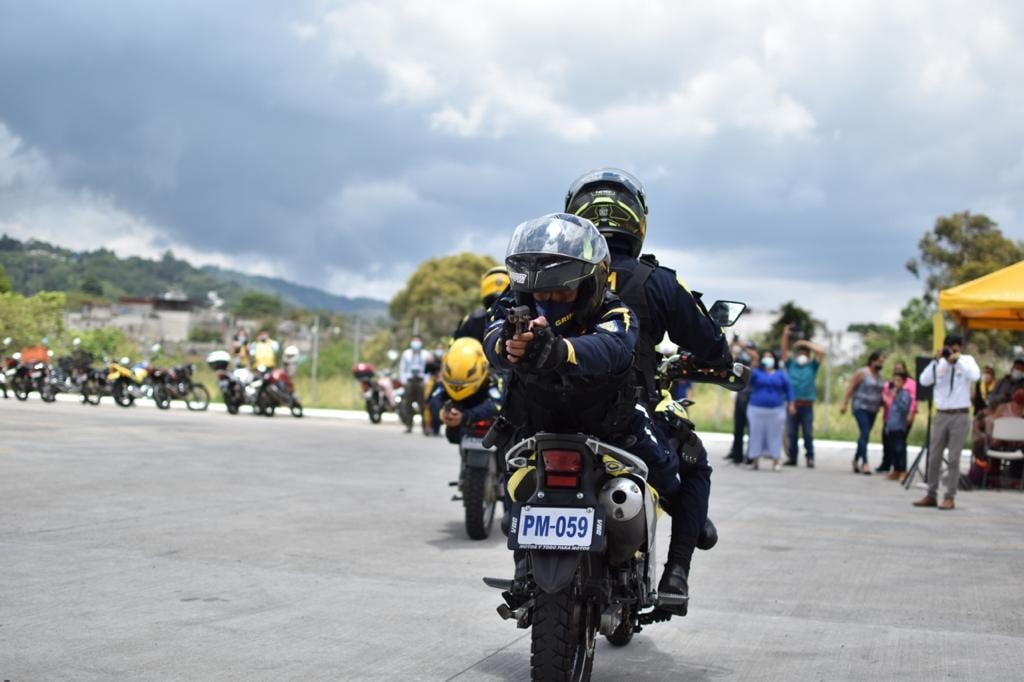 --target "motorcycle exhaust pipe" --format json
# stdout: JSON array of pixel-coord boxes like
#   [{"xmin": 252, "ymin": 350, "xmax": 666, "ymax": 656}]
[{"xmin": 598, "ymin": 477, "xmax": 646, "ymax": 567}]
